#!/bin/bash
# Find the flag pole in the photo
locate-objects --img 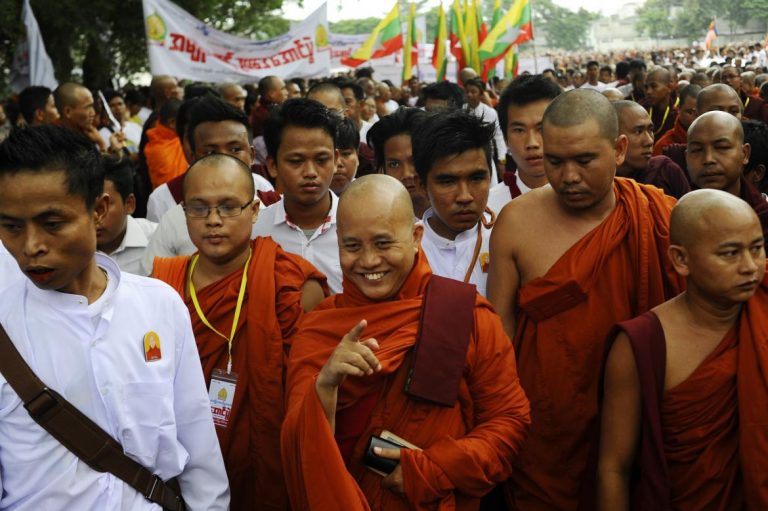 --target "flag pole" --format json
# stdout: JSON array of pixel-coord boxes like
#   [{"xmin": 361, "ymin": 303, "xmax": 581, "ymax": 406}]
[{"xmin": 531, "ymin": 0, "xmax": 538, "ymax": 73}]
